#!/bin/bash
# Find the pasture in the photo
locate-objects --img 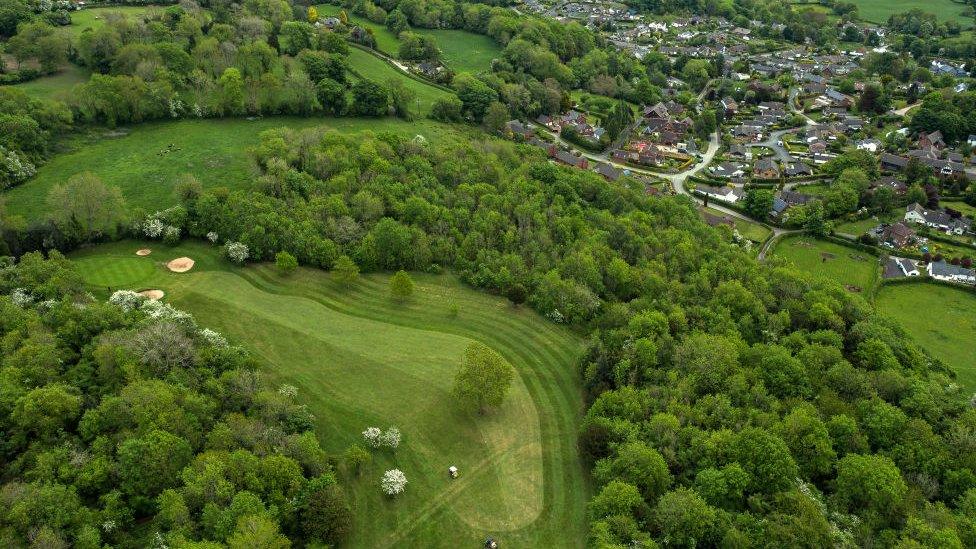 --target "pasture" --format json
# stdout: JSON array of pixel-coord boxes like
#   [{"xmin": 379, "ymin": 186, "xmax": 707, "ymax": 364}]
[
  {"xmin": 771, "ymin": 236, "xmax": 881, "ymax": 294},
  {"xmin": 847, "ymin": 0, "xmax": 972, "ymax": 24},
  {"xmin": 414, "ymin": 29, "xmax": 502, "ymax": 73},
  {"xmin": 876, "ymin": 282, "xmax": 976, "ymax": 391},
  {"xmin": 68, "ymin": 6, "xmax": 156, "ymax": 37},
  {"xmin": 315, "ymin": 4, "xmax": 401, "ymax": 55},
  {"xmin": 6, "ymin": 63, "xmax": 89, "ymax": 101},
  {"xmin": 71, "ymin": 239, "xmax": 589, "ymax": 548},
  {"xmin": 2, "ymin": 116, "xmax": 451, "ymax": 220}
]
